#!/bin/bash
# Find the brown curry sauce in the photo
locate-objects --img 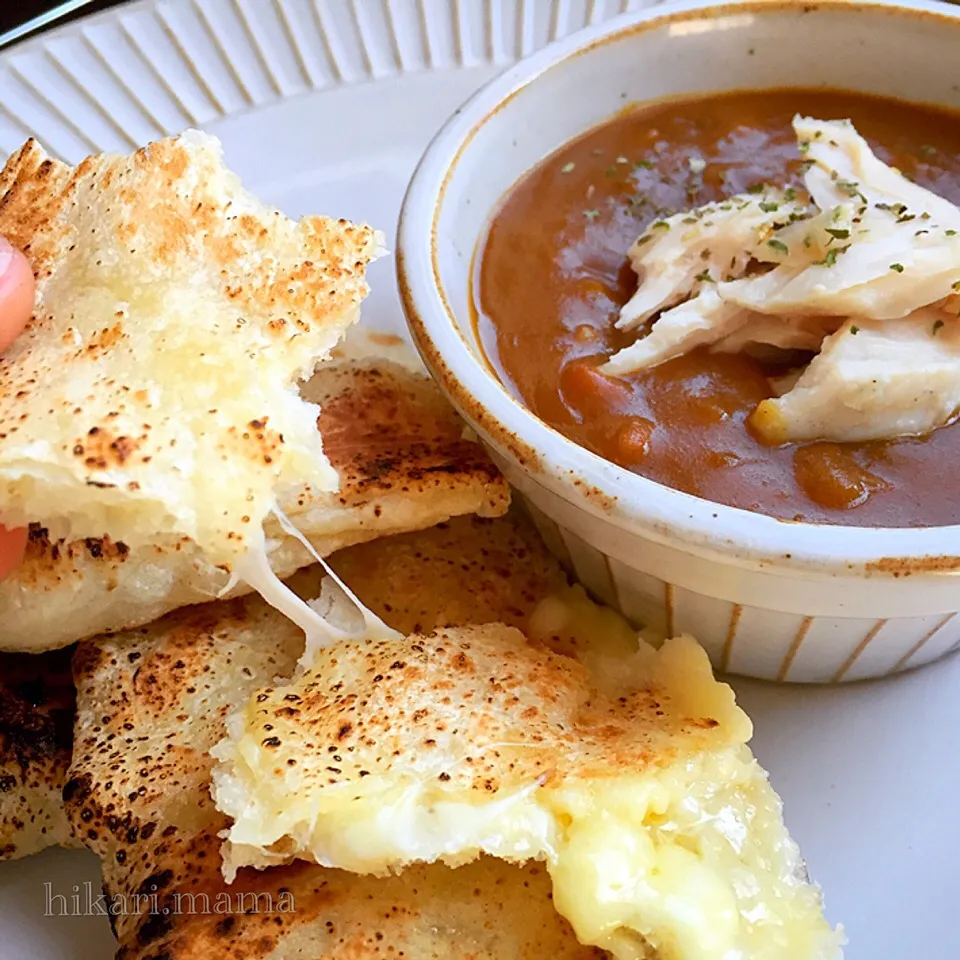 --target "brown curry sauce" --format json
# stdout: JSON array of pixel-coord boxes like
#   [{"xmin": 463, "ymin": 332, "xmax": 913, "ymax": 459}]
[{"xmin": 475, "ymin": 89, "xmax": 960, "ymax": 527}]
